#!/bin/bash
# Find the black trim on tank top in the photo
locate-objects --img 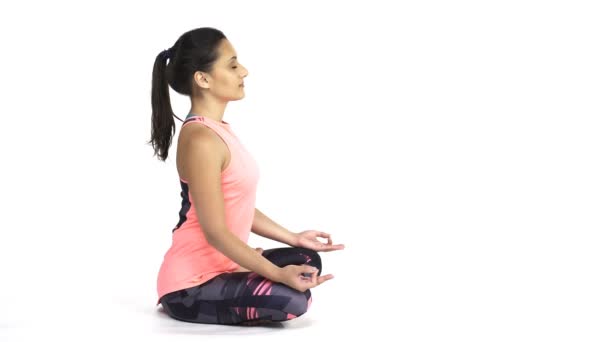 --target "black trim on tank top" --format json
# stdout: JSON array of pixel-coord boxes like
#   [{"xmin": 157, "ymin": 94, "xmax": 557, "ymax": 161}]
[
  {"xmin": 173, "ymin": 115, "xmax": 225, "ymax": 233},
  {"xmin": 173, "ymin": 116, "xmax": 202, "ymax": 233}
]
